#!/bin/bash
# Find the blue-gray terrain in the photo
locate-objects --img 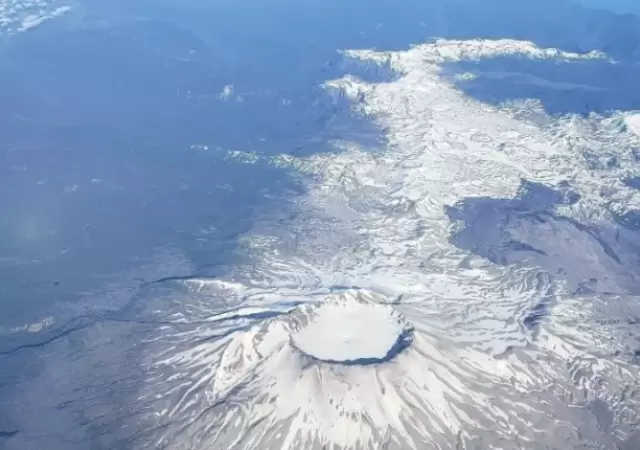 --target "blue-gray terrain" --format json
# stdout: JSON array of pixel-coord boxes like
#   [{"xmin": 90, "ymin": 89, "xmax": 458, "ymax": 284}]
[{"xmin": 1, "ymin": 1, "xmax": 640, "ymax": 449}]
